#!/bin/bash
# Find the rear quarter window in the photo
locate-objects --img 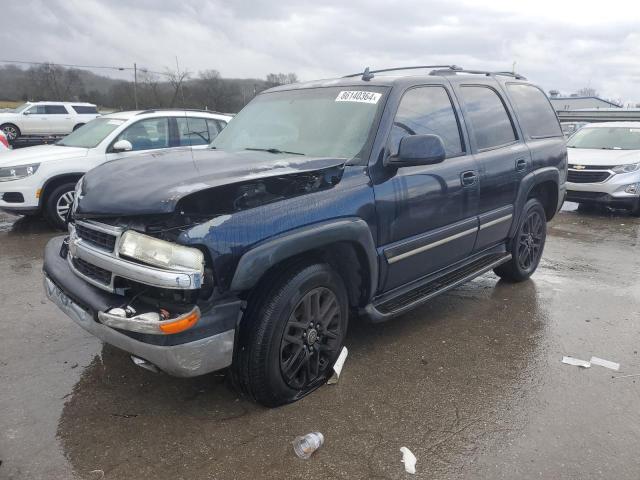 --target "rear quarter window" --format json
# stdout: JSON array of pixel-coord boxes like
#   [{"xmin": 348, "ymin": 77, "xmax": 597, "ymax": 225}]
[
  {"xmin": 506, "ymin": 84, "xmax": 562, "ymax": 138},
  {"xmin": 72, "ymin": 105, "xmax": 98, "ymax": 114}
]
